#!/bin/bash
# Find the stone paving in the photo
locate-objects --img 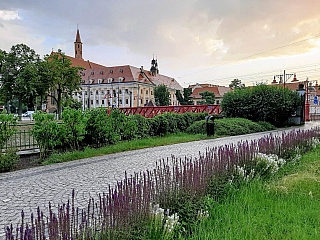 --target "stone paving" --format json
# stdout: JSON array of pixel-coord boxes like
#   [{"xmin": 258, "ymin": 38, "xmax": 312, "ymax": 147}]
[{"xmin": 0, "ymin": 122, "xmax": 319, "ymax": 237}]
